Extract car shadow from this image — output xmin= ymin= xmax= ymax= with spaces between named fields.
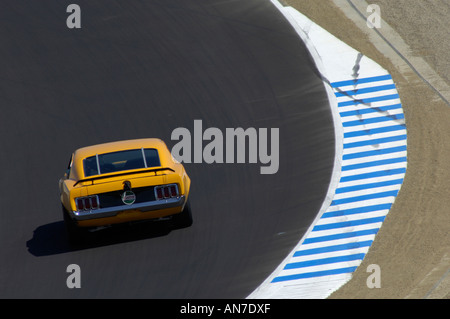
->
xmin=27 ymin=219 xmax=175 ymax=257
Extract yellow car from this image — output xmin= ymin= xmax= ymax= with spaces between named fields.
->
xmin=59 ymin=138 xmax=192 ymax=242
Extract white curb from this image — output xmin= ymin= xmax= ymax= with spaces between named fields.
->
xmin=248 ymin=0 xmax=407 ymax=299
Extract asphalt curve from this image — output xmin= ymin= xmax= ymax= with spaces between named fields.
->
xmin=0 ymin=0 xmax=334 ymax=298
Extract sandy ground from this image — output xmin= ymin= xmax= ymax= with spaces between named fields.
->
xmin=285 ymin=0 xmax=450 ymax=298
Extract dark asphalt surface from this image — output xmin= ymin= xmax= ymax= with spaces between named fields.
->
xmin=0 ymin=0 xmax=334 ymax=298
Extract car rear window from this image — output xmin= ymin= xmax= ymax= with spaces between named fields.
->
xmin=83 ymin=148 xmax=161 ymax=177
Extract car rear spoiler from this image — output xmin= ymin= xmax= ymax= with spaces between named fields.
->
xmin=73 ymin=167 xmax=175 ymax=187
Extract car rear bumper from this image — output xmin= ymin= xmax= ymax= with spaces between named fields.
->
xmin=70 ymin=195 xmax=186 ymax=222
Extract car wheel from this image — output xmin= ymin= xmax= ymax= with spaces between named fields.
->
xmin=62 ymin=205 xmax=89 ymax=245
xmin=172 ymin=199 xmax=193 ymax=229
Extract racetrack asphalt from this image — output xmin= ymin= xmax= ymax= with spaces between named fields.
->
xmin=0 ymin=0 xmax=334 ymax=298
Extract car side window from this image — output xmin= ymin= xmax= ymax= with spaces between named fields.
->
xmin=66 ymin=154 xmax=73 ymax=178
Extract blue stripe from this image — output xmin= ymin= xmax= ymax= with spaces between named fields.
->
xmin=302 ymin=228 xmax=379 ymax=244
xmin=284 ymin=253 xmax=366 ymax=270
xmin=330 ymin=190 xmax=398 ymax=206
xmin=312 ymin=217 xmax=386 ymax=231
xmin=343 ymin=134 xmax=407 ymax=149
xmin=335 ymin=179 xmax=404 ymax=194
xmin=335 ymin=84 xmax=396 ymax=97
xmin=340 ymin=103 xmax=402 ymax=117
xmin=322 ymin=203 xmax=392 ymax=219
xmin=340 ymin=168 xmax=406 ymax=182
xmin=343 ymin=113 xmax=404 ymax=127
xmin=344 ymin=125 xmax=405 ymax=138
xmin=342 ymin=157 xmax=407 ymax=171
xmin=330 ymin=75 xmax=392 ymax=88
xmin=338 ymin=94 xmax=399 ymax=107
xmin=343 ymin=145 xmax=407 ymax=160
xmin=293 ymin=240 xmax=373 ymax=257
xmin=271 ymin=266 xmax=358 ymax=282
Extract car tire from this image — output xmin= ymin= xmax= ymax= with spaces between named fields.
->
xmin=172 ymin=199 xmax=193 ymax=229
xmin=62 ymin=205 xmax=89 ymax=245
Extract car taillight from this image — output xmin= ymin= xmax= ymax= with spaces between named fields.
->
xmin=155 ymin=184 xmax=179 ymax=200
xmin=156 ymin=188 xmax=163 ymax=200
xmin=91 ymin=196 xmax=99 ymax=209
xmin=169 ymin=185 xmax=177 ymax=197
xmin=76 ymin=198 xmax=84 ymax=211
xmin=163 ymin=187 xmax=170 ymax=198
xmin=84 ymin=197 xmax=91 ymax=210
xmin=76 ymin=196 xmax=99 ymax=211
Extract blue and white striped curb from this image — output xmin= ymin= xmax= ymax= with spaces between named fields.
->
xmin=269 ymin=74 xmax=406 ymax=288
xmin=248 ymin=2 xmax=407 ymax=299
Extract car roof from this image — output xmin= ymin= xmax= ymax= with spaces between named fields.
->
xmin=74 ymin=138 xmax=167 ymax=159
xmin=70 ymin=138 xmax=172 ymax=180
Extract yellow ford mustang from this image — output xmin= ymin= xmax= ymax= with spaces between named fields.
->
xmin=59 ymin=138 xmax=192 ymax=242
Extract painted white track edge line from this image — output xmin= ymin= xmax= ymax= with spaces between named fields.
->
xmin=247 ymin=0 xmax=406 ymax=299
xmin=247 ymin=0 xmax=344 ymax=299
